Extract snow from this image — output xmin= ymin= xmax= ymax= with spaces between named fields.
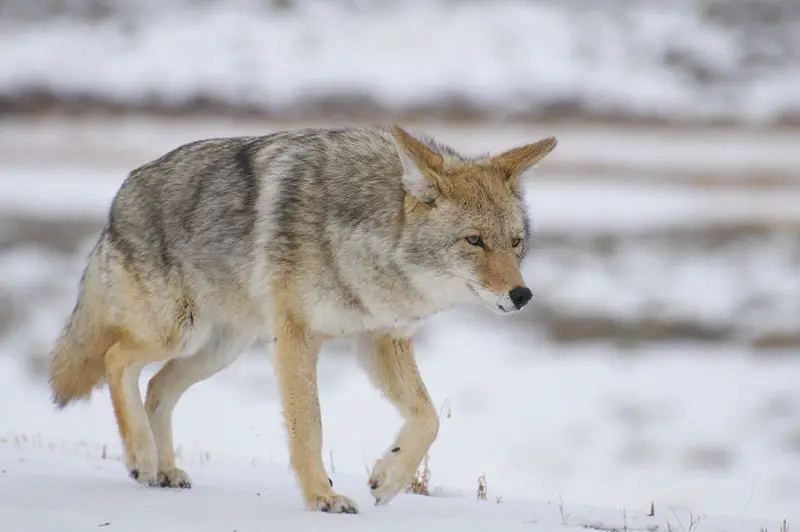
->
xmin=1 ymin=340 xmax=798 ymax=530
xmin=0 ymin=447 xmax=778 ymax=532
xmin=1 ymin=116 xmax=799 ymax=530
xmin=1 ymin=1 xmax=799 ymax=124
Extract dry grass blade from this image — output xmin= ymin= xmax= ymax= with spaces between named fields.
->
xmin=477 ymin=473 xmax=487 ymax=500
xmin=406 ymin=454 xmax=431 ymax=496
xmin=558 ymin=493 xmax=570 ymax=525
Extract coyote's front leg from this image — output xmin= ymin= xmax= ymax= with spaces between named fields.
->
xmin=273 ymin=307 xmax=358 ymax=514
xmin=359 ymin=333 xmax=440 ymax=505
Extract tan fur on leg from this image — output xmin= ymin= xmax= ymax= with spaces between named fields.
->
xmin=105 ymin=338 xmax=171 ymax=486
xmin=359 ymin=333 xmax=439 ymax=505
xmin=273 ymin=302 xmax=358 ymax=514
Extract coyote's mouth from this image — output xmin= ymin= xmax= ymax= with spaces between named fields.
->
xmin=468 ymin=282 xmax=518 ymax=315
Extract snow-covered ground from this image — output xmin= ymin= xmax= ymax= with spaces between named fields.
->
xmin=2 ymin=0 xmax=799 ymax=124
xmin=2 ymin=339 xmax=799 ymax=530
xmin=0 ymin=116 xmax=798 ymax=530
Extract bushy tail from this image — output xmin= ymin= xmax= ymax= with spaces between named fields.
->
xmin=49 ymin=265 xmax=114 ymax=408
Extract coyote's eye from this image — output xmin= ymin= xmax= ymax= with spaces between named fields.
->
xmin=511 ymin=237 xmax=522 ymax=248
xmin=465 ymin=235 xmax=485 ymax=248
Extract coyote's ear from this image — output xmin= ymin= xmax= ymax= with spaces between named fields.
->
xmin=390 ymin=125 xmax=446 ymax=204
xmin=489 ymin=137 xmax=557 ymax=187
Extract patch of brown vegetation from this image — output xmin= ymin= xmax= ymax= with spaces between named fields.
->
xmin=406 ymin=454 xmax=431 ymax=496
xmin=528 ymin=308 xmax=736 ymax=346
xmin=4 ymin=90 xmax=800 ymax=129
xmin=751 ymin=331 xmax=800 ymax=350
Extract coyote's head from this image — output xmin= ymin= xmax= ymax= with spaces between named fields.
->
xmin=391 ymin=125 xmax=556 ymax=315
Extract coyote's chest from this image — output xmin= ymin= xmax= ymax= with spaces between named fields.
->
xmin=306 ymin=293 xmax=429 ymax=337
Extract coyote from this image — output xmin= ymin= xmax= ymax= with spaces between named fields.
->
xmin=49 ymin=125 xmax=556 ymax=513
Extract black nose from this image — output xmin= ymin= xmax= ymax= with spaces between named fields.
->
xmin=509 ymin=286 xmax=532 ymax=310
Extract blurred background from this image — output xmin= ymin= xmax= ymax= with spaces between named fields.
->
xmin=0 ymin=0 xmax=798 ymax=523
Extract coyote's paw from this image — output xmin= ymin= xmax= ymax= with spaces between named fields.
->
xmin=368 ymin=448 xmax=419 ymax=505
xmin=129 ymin=466 xmax=159 ymax=487
xmin=308 ymin=492 xmax=359 ymax=514
xmin=158 ymin=468 xmax=192 ymax=489
xmin=125 ymin=437 xmax=158 ymax=487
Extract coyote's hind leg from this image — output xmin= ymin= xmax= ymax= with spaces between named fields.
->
xmin=105 ymin=337 xmax=174 ymax=486
xmin=145 ymin=329 xmax=254 ymax=488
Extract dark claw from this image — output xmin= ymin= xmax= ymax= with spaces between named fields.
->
xmin=130 ymin=469 xmax=139 ymax=480
xmin=320 ymin=502 xmax=331 ymax=513
xmin=328 ymin=477 xmax=333 ymax=487
xmin=178 ymin=481 xmax=191 ymax=489
xmin=391 ymin=446 xmax=401 ymax=453
xmin=344 ymin=505 xmax=358 ymax=514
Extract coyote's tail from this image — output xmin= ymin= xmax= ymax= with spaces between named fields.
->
xmin=49 ymin=259 xmax=114 ymax=408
